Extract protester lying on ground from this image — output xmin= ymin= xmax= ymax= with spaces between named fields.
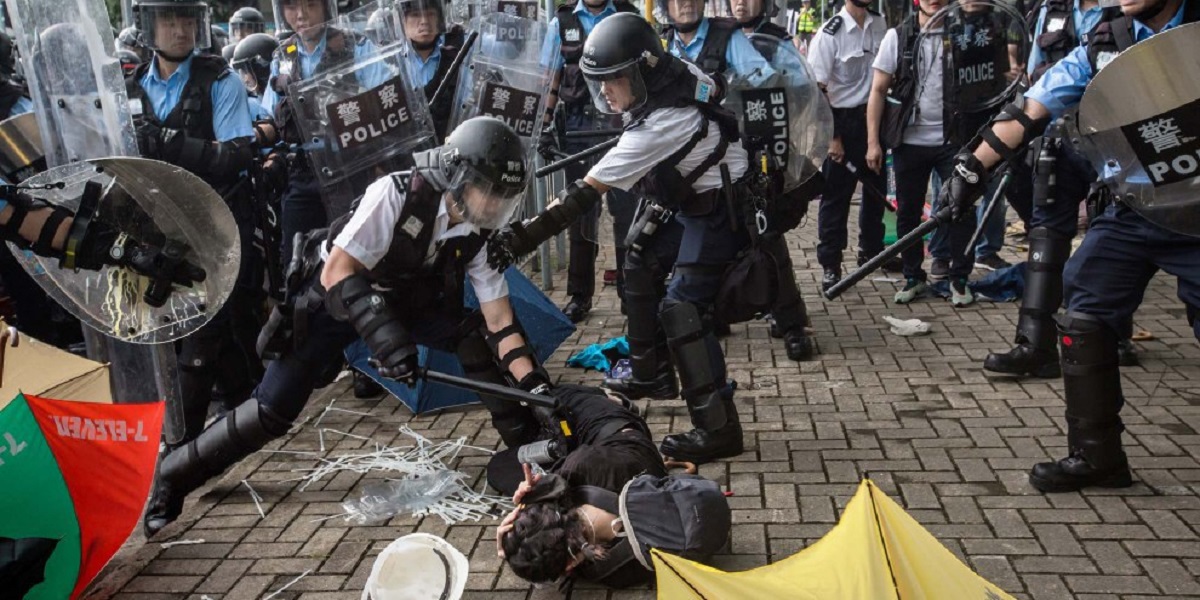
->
xmin=495 ymin=384 xmax=731 ymax=590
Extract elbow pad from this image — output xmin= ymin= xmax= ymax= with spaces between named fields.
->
xmin=970 ymin=97 xmax=1050 ymax=166
xmin=508 ymin=180 xmax=602 ymax=257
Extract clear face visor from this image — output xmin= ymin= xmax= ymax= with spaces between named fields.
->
xmin=138 ymin=4 xmax=212 ymax=56
xmin=656 ymin=0 xmax=707 ymax=26
xmin=273 ymin=0 xmax=336 ymax=39
xmin=400 ymin=2 xmax=445 ymax=46
xmin=450 ymin=164 xmax=527 ymax=230
xmin=583 ymin=63 xmax=648 ymax=115
xmin=230 ymin=21 xmax=266 ymax=39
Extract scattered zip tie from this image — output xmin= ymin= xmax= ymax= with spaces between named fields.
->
xmin=262 ymin=568 xmax=312 ymax=600
xmin=242 ymin=480 xmax=266 ymax=518
xmin=327 ymin=406 xmax=373 ymax=417
xmin=159 ymin=538 xmax=205 ymax=549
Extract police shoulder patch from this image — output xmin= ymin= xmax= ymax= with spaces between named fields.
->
xmin=564 ymin=28 xmax=581 ymax=42
xmin=822 ymin=16 xmax=843 ymax=36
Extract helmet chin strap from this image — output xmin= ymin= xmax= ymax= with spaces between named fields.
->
xmin=674 ymin=18 xmax=702 ymax=34
xmin=156 ymin=49 xmax=193 ymax=63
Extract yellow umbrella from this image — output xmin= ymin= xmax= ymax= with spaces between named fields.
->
xmin=653 ymin=480 xmax=1014 ymax=600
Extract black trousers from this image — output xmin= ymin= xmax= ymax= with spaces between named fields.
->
xmin=892 ymin=142 xmax=976 ymax=281
xmin=816 ymin=105 xmax=887 ymax=268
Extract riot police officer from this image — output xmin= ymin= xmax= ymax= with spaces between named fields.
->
xmin=537 ymin=0 xmax=641 ymax=323
xmin=488 ymin=14 xmax=750 ymax=464
xmin=126 ymin=0 xmax=262 ymax=447
xmin=231 ymin=32 xmax=279 ymax=120
xmin=208 ymin=24 xmax=230 ymax=56
xmin=144 ymin=117 xmax=553 ymax=535
xmin=0 ymin=33 xmax=31 ymax=117
xmin=229 ymin=6 xmax=268 ymax=44
xmin=982 ymin=0 xmax=1142 ymax=378
xmin=116 ymin=25 xmax=153 ymax=64
xmin=939 ymin=0 xmax=1199 ymax=493
xmin=398 ymin=0 xmax=463 ymax=140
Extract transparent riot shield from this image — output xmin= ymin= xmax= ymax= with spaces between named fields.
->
xmin=0 ymin=113 xmax=45 ymax=183
xmin=10 ymin=158 xmax=241 ymax=343
xmin=725 ymin=34 xmax=831 ymax=191
xmin=921 ymin=0 xmax=1028 ymax=115
xmin=288 ymin=1 xmax=438 ymax=220
xmin=449 ymin=0 xmax=541 ymax=25
xmin=449 ymin=13 xmax=557 ymax=157
xmin=1075 ymin=23 xmax=1200 ymax=237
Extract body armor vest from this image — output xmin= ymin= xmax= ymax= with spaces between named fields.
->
xmin=271 ymin=27 xmax=359 ymax=146
xmin=1030 ymin=0 xmax=1081 ymax=83
xmin=1086 ymin=1 xmax=1200 ymax=73
xmin=423 ymin=40 xmax=462 ymax=140
xmin=666 ymin=17 xmax=739 ymax=76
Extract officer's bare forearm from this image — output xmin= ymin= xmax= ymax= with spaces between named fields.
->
xmin=320 ymin=246 xmax=366 ymax=291
xmin=973 ymin=99 xmax=1052 ymax=170
xmin=0 ymin=204 xmax=72 ymax=251
xmin=480 ymin=297 xmax=533 ymax=381
xmin=865 ymin=70 xmax=891 ymax=147
xmin=581 ymin=176 xmax=611 ymax=195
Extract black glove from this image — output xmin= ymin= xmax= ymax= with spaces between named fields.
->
xmin=486 ymin=226 xmax=523 ymax=272
xmin=940 ymin=153 xmax=988 ymax=222
xmin=71 ymin=219 xmax=207 ymax=307
xmin=536 ymin=126 xmax=559 ymax=162
xmin=369 ymin=344 xmax=420 ymax=385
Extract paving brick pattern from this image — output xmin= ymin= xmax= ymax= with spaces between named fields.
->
xmin=89 ymin=209 xmax=1200 ymax=599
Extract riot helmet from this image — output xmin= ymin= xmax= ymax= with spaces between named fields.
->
xmin=0 ymin=32 xmax=14 ymax=82
xmin=272 ymin=0 xmax=338 ymax=39
xmin=231 ymin=33 xmax=278 ymax=94
xmin=133 ymin=0 xmax=213 ymax=62
xmin=726 ymin=0 xmax=782 ymax=25
xmin=657 ymin=0 xmax=706 ymax=32
xmin=117 ymin=49 xmax=143 ymax=76
xmin=116 ymin=26 xmax=152 ymax=62
xmin=399 ymin=0 xmax=446 ymax=52
xmin=580 ymin=13 xmax=669 ymax=114
xmin=229 ymin=6 xmax=267 ymax=42
xmin=211 ymin=25 xmax=231 ymax=51
xmin=421 ymin=116 xmax=528 ymax=230
xmin=221 ymin=42 xmax=237 ymax=62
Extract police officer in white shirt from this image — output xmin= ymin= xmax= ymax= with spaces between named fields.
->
xmin=808 ymin=0 xmax=891 ymax=291
xmin=487 ymin=14 xmax=750 ymax=465
xmin=144 ymin=117 xmax=553 ymax=536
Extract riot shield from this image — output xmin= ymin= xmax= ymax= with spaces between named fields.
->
xmin=9 ymin=158 xmax=241 ymax=343
xmin=449 ymin=12 xmax=556 ymax=156
xmin=725 ymin=34 xmax=831 ymax=190
xmin=923 ymin=0 xmax=1028 ymax=116
xmin=288 ymin=1 xmax=438 ymax=220
xmin=1075 ymin=23 xmax=1200 ymax=237
xmin=0 ymin=113 xmax=45 ymax=183
xmin=449 ymin=0 xmax=541 ymax=25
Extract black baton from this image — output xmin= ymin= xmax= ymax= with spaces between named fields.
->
xmin=535 ymin=138 xmax=620 ymax=177
xmin=428 ymin=31 xmax=478 ymax=114
xmin=824 ymin=208 xmax=950 ymax=300
xmin=419 ymin=368 xmax=557 ymax=410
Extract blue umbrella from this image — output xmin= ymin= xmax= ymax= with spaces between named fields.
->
xmin=344 ymin=267 xmax=575 ymax=414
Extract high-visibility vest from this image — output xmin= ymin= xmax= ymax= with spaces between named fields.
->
xmin=796 ymin=7 xmax=817 ymax=32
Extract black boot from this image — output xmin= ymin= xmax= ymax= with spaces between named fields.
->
xmin=604 ymin=267 xmax=678 ymax=400
xmin=768 ymin=238 xmax=814 ymax=362
xmin=562 ymin=296 xmax=592 ymax=323
xmin=144 ymin=399 xmax=290 ymax=537
xmin=657 ymin=302 xmax=743 ymax=464
xmin=1117 ymin=339 xmax=1139 ymax=367
xmin=1027 ymin=312 xmax=1133 ymax=493
xmin=783 ymin=329 xmax=815 ymax=361
xmin=985 ymin=227 xmax=1069 ymax=378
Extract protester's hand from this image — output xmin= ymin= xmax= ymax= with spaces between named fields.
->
xmin=865 ymin=141 xmax=884 ymax=173
xmin=496 ymin=505 xmax=520 ymax=558
xmin=513 ymin=462 xmax=543 ymax=504
xmin=940 ymin=153 xmax=988 ymax=222
xmin=827 ymin=136 xmax=845 ymax=164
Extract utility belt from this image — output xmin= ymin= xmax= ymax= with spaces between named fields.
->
xmin=256 ymin=228 xmax=329 ymax=360
xmin=1085 ymin=182 xmax=1124 ymax=224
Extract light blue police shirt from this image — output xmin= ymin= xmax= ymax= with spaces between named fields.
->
xmin=406 ymin=35 xmax=444 ymax=87
xmin=9 ymin=97 xmax=33 ymax=116
xmin=666 ymin=18 xmax=775 ymax=82
xmin=539 ymin=0 xmax=622 ymax=71
xmin=261 ymin=30 xmax=393 ymax=116
xmin=138 ymin=54 xmax=255 ymax=142
xmin=1026 ymin=0 xmax=1105 ymax=77
xmin=1026 ymin=0 xmax=1188 ymax=120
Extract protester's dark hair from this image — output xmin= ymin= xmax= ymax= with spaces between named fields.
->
xmin=501 ymin=502 xmax=609 ymax=584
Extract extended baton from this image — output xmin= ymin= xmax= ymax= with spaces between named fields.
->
xmin=535 ymin=138 xmax=620 ymax=177
xmin=824 ymin=208 xmax=951 ymax=300
xmin=965 ymin=167 xmax=1012 ymax=254
xmin=564 ymin=129 xmax=623 ymax=139
xmin=419 ymin=368 xmax=557 ymax=410
xmin=830 ymin=159 xmax=895 ymax=213
xmin=428 ymin=31 xmax=478 ymax=117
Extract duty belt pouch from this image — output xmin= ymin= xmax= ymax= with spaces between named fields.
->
xmin=715 ymin=246 xmax=779 ymax=325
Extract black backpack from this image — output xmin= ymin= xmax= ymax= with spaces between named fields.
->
xmin=571 ymin=474 xmax=732 ymax=588
xmin=880 ymin=16 xmax=921 ymax=149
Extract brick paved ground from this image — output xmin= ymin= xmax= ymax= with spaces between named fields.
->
xmin=89 ymin=207 xmax=1200 ymax=599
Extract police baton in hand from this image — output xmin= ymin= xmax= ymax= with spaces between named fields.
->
xmin=419 ymin=368 xmax=557 ymax=410
xmin=428 ymin=31 xmax=478 ymax=117
xmin=965 ymin=166 xmax=1012 ymax=254
xmin=535 ymin=138 xmax=620 ymax=178
xmin=823 ymin=207 xmax=951 ymax=300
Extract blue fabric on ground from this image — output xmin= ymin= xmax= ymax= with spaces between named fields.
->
xmin=929 ymin=262 xmax=1025 ymax=301
xmin=566 ymin=336 xmax=630 ymax=371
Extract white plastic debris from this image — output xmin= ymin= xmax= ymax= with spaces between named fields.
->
xmin=158 ymin=538 xmax=205 ymax=549
xmin=362 ymin=534 xmax=468 ymax=600
xmin=295 ymin=426 xmax=512 ymax=525
xmin=263 ymin=569 xmax=312 ymax=599
xmin=883 ymin=315 xmax=932 ymax=336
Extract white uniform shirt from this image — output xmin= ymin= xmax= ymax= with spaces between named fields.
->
xmin=873 ymin=26 xmax=945 ymax=147
xmin=808 ymin=8 xmax=886 ymax=108
xmin=328 ymin=175 xmax=510 ymax=303
xmin=588 ymin=64 xmax=748 ymax=193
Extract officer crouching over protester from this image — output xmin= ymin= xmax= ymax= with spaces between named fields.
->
xmin=125 ymin=0 xmax=265 ymax=449
xmin=142 ymin=117 xmax=557 ymax=536
xmin=487 ymin=14 xmax=752 ymax=465
xmin=937 ymin=0 xmax=1199 ymax=493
